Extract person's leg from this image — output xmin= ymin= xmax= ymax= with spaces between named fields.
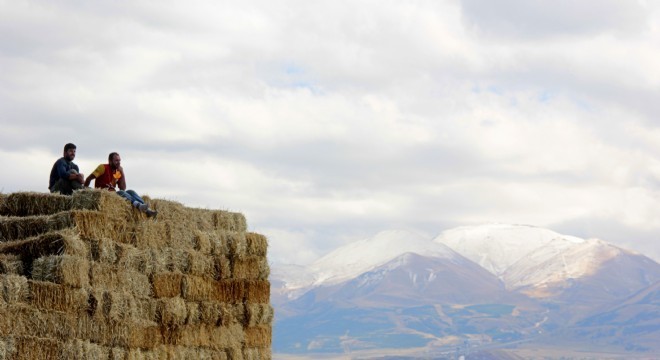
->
xmin=125 ymin=189 xmax=144 ymax=204
xmin=51 ymin=179 xmax=62 ymax=194
xmin=60 ymin=169 xmax=83 ymax=195
xmin=116 ymin=190 xmax=136 ymax=203
xmin=128 ymin=189 xmax=157 ymax=218
xmin=118 ymin=189 xmax=148 ymax=212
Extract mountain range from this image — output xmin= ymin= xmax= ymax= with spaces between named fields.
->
xmin=271 ymin=224 xmax=660 ymax=358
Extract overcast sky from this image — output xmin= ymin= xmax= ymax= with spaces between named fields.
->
xmin=1 ymin=0 xmax=659 ymax=264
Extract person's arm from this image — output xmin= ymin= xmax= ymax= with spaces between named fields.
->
xmin=85 ymin=164 xmax=105 ymax=187
xmin=117 ymin=167 xmax=126 ymax=191
xmin=72 ymin=164 xmax=84 ymax=183
xmin=56 ymin=159 xmax=69 ymax=180
xmin=84 ymin=174 xmax=96 ymax=187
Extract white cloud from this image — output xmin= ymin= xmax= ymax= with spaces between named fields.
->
xmin=1 ymin=0 xmax=659 ymax=263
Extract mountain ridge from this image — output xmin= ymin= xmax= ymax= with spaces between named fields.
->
xmin=272 ymin=223 xmax=660 ymax=356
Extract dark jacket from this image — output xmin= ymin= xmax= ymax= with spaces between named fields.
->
xmin=49 ymin=157 xmax=79 ymax=190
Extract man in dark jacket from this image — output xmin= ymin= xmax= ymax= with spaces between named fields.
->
xmin=49 ymin=143 xmax=84 ymax=195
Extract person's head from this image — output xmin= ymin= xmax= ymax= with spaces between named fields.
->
xmin=108 ymin=152 xmax=121 ymax=169
xmin=63 ymin=143 xmax=76 ymax=161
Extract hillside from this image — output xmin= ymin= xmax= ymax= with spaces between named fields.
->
xmin=0 ymin=190 xmax=271 ymax=359
xmin=272 ymin=225 xmax=660 ymax=357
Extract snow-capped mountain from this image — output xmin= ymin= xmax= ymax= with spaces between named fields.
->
xmin=301 ymin=252 xmax=511 ymax=307
xmin=433 ymin=224 xmax=585 ymax=277
xmin=308 ymin=229 xmax=461 ymax=286
xmin=504 ymin=238 xmax=653 ymax=298
xmin=272 ymin=224 xmax=660 ymax=356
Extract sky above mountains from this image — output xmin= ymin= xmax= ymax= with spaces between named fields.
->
xmin=1 ymin=0 xmax=659 ymax=264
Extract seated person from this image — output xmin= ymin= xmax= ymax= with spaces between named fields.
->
xmin=49 ymin=143 xmax=84 ymax=195
xmin=84 ymin=152 xmax=157 ymax=217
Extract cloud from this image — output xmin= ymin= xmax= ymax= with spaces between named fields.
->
xmin=1 ymin=0 xmax=659 ymax=264
xmin=459 ymin=0 xmax=650 ymax=39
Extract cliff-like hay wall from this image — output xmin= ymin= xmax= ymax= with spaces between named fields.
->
xmin=0 ymin=190 xmax=271 ymax=359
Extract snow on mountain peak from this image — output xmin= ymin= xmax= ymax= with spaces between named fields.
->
xmin=308 ymin=230 xmax=459 ymax=286
xmin=433 ymin=223 xmax=585 ymax=276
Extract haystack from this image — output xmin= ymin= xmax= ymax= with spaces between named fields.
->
xmin=0 ymin=189 xmax=271 ymax=359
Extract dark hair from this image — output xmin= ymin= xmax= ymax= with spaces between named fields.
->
xmin=108 ymin=152 xmax=120 ymax=163
xmin=64 ymin=143 xmax=76 ymax=152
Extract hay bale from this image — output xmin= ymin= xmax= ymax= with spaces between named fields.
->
xmin=182 ymin=275 xmax=218 ymax=302
xmin=245 ymin=326 xmax=272 ymax=347
xmin=0 ymin=212 xmax=73 ymax=243
xmin=109 ymin=347 xmax=126 ymax=360
xmin=0 ymin=254 xmax=23 ymax=275
xmin=151 ymin=272 xmax=184 ymax=298
xmin=90 ymin=263 xmax=151 ymax=298
xmin=133 ymin=221 xmax=169 ymax=249
xmin=247 ymin=347 xmax=271 ymax=360
xmin=185 ymin=302 xmax=201 ymax=325
xmin=28 ymin=280 xmax=88 ymax=313
xmin=0 ymin=337 xmax=16 ymax=360
xmin=165 ymin=248 xmax=190 ymax=273
xmin=164 ymin=222 xmax=197 ymax=250
xmin=198 ymin=302 xmax=244 ymax=326
xmin=245 ymin=304 xmax=274 ymax=327
xmin=76 ymin=315 xmax=160 ymax=349
xmin=208 ymin=231 xmax=230 ymax=257
xmin=0 ymin=191 xmax=272 ymax=359
xmin=193 ymin=230 xmax=212 ymax=254
xmin=232 ymin=257 xmax=270 ymax=280
xmin=59 ymin=339 xmax=110 ymax=360
xmin=89 ymin=237 xmax=118 ymax=264
xmin=0 ymin=230 xmax=89 ymax=261
xmin=215 ymin=280 xmax=246 ymax=303
xmin=214 ymin=254 xmax=232 ymax=280
xmin=242 ymin=347 xmax=258 ymax=360
xmin=164 ymin=345 xmax=227 ymax=360
xmin=183 ymin=249 xmax=214 ymax=277
xmin=14 ymin=336 xmax=60 ymax=360
xmin=71 ymin=189 xmax=133 ymax=218
xmin=125 ymin=346 xmax=168 ymax=360
xmin=212 ymin=211 xmax=247 ymax=232
xmin=127 ymin=323 xmax=162 ymax=349
xmin=72 ymin=210 xmax=131 ymax=244
xmin=2 ymin=305 xmax=83 ymax=341
xmin=0 ymin=192 xmax=71 ymax=217
xmin=198 ymin=301 xmax=222 ymax=325
xmin=227 ymin=347 xmax=245 ymax=360
xmin=2 ymin=274 xmax=28 ymax=304
xmin=156 ymin=297 xmax=187 ymax=326
xmin=163 ymin=324 xmax=246 ymax=349
xmin=245 ymin=233 xmax=268 ymax=257
xmin=95 ymin=291 xmax=156 ymax=322
xmin=181 ymin=277 xmax=252 ymax=304
xmin=115 ymin=243 xmax=146 ymax=271
xmin=226 ymin=232 xmax=247 ymax=258
xmin=245 ymin=280 xmax=270 ymax=303
xmin=32 ymin=255 xmax=90 ymax=288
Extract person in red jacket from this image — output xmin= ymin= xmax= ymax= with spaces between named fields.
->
xmin=84 ymin=152 xmax=157 ymax=217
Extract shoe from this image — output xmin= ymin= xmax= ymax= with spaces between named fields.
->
xmin=138 ymin=203 xmax=149 ymax=212
xmin=146 ymin=209 xmax=158 ymax=218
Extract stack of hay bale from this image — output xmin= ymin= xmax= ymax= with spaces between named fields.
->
xmin=0 ymin=190 xmax=271 ymax=359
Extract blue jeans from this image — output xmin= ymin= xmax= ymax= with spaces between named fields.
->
xmin=117 ymin=189 xmax=144 ymax=205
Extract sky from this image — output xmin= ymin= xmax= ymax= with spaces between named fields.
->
xmin=1 ymin=0 xmax=659 ymax=265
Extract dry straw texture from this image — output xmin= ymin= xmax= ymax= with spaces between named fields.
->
xmin=32 ymin=255 xmax=90 ymax=288
xmin=28 ymin=280 xmax=89 ymax=313
xmin=0 ymin=191 xmax=271 ymax=359
xmin=0 ymin=255 xmax=22 ymax=275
